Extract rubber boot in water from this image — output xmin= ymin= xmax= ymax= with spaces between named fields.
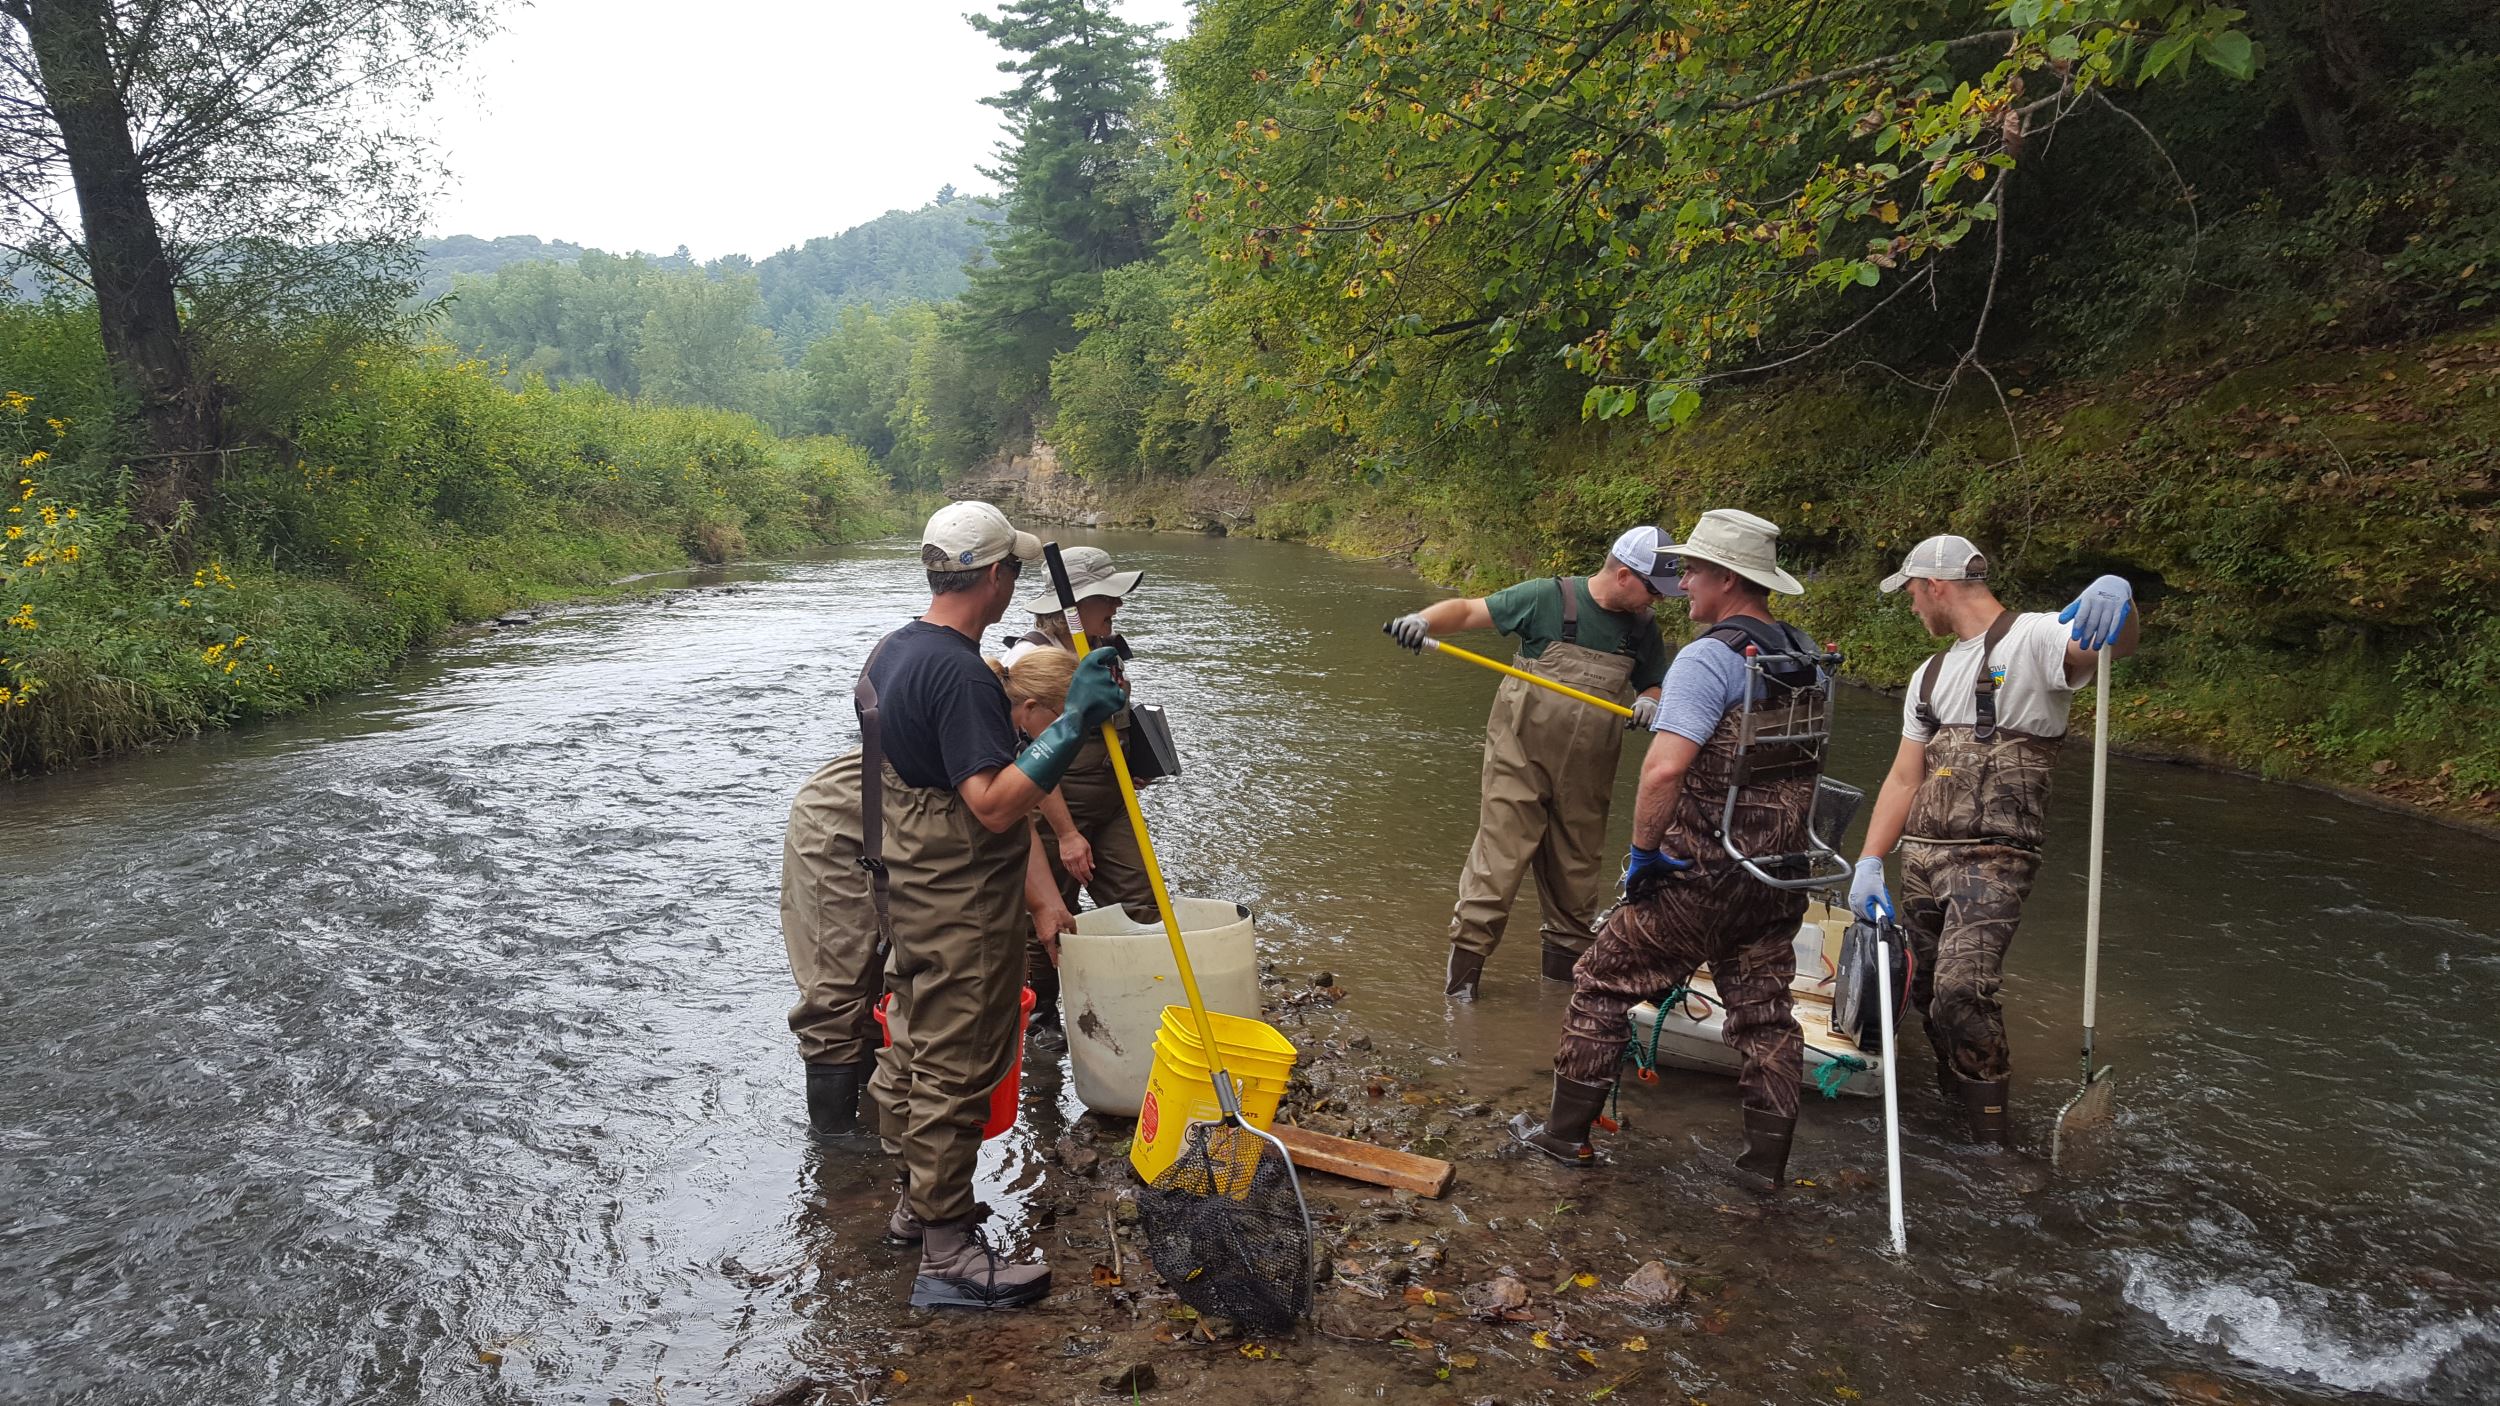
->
xmin=910 ymin=1219 xmax=1051 ymax=1310
xmin=1960 ymin=1077 xmax=2012 ymax=1149
xmin=1445 ymin=948 xmax=1486 ymax=1001
xmin=1507 ymin=1074 xmax=1613 ymax=1167
xmin=1539 ymin=941 xmax=1583 ymax=982
xmin=1730 ymin=1106 xmax=1796 ymax=1194
xmin=805 ymin=1059 xmax=879 ymax=1147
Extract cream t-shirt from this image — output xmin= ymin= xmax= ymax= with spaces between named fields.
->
xmin=1900 ymin=611 xmax=2080 ymax=742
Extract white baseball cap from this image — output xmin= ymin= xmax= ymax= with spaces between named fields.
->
xmin=1879 ymin=534 xmax=1988 ymax=593
xmin=1667 ymin=509 xmax=1804 ymax=595
xmin=920 ymin=501 xmax=1042 ymax=572
xmin=1609 ymin=525 xmax=1685 ymax=597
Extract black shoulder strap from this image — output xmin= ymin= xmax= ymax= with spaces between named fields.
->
xmin=1971 ymin=609 xmax=2017 ymax=743
xmin=853 ymin=630 xmax=902 ymax=955
xmin=1701 ymin=614 xmax=1819 ymax=689
xmin=1554 ymin=576 xmax=1578 ymax=645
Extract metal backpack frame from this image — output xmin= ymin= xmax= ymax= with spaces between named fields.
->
xmin=1714 ymin=637 xmax=1862 ymax=892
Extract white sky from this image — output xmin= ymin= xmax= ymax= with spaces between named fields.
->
xmin=426 ymin=0 xmax=1195 ymax=260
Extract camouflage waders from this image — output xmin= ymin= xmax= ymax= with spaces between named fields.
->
xmin=1449 ymin=582 xmax=1641 ymax=969
xmin=1898 ymin=612 xmax=2064 ymax=1084
xmin=1551 ymin=625 xmax=1820 ymax=1118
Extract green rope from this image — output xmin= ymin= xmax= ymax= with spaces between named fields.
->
xmin=1611 ymin=986 xmax=1692 ymax=1127
xmin=1812 ymin=1051 xmax=1871 ymax=1100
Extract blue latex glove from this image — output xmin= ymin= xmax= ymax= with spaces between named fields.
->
xmin=1623 ymin=844 xmax=1693 ymax=899
xmin=1849 ymin=855 xmax=1893 ymax=922
xmin=2058 ymin=574 xmax=2134 ymax=650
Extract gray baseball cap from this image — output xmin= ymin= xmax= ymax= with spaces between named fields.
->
xmin=1879 ymin=534 xmax=1988 ymax=593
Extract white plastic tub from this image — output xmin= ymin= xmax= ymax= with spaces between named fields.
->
xmin=1059 ymin=897 xmax=1262 ymax=1117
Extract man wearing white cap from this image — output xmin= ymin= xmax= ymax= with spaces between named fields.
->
xmin=1384 ymin=528 xmax=1673 ymax=998
xmin=1847 ymin=535 xmax=2139 ymax=1147
xmin=1511 ymin=509 xmax=1831 ymax=1194
xmin=781 ymin=500 xmax=1124 ymax=1310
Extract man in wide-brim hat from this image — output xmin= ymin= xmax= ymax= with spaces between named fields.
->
xmin=1510 ymin=509 xmax=1832 ymax=1194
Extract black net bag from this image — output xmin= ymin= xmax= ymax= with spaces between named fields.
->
xmin=1137 ymin=1120 xmax=1313 ymax=1334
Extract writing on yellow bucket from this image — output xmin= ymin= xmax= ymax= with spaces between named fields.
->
xmin=1129 ymin=1005 xmax=1298 ymax=1189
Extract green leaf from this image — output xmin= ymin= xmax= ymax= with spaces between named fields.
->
xmin=2141 ymin=32 xmax=2196 ymax=81
xmin=2201 ymin=30 xmax=2256 ymax=81
xmin=1853 ymin=263 xmax=1880 ymax=287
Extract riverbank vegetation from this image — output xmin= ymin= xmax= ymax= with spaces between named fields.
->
xmin=0 ymin=2 xmax=889 ymax=773
xmin=807 ymin=0 xmax=2500 ymax=823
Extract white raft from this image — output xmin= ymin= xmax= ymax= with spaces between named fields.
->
xmin=1624 ymin=908 xmax=1888 ymax=1099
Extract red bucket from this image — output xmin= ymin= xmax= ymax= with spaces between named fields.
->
xmin=873 ymin=985 xmax=1035 ymax=1141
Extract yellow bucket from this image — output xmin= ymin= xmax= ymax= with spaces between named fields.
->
xmin=1129 ymin=1005 xmax=1299 ymax=1186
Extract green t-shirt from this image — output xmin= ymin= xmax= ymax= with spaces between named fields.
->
xmin=1484 ymin=576 xmax=1670 ymax=690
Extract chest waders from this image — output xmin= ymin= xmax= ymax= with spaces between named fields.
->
xmin=852 ymin=631 xmax=1036 ymax=1250
xmin=779 ymin=632 xmax=909 ymax=1143
xmin=1898 ymin=611 xmax=2066 ymax=1145
xmin=1528 ymin=616 xmax=1846 ymax=1193
xmin=1447 ymin=578 xmax=1643 ymax=994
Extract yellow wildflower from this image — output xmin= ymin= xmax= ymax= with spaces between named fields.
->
xmin=4 ymin=526 xmax=17 ymax=540
xmin=20 ymin=450 xmax=48 ymax=467
xmin=58 ymin=545 xmax=77 ymax=561
xmin=4 ymin=603 xmax=35 ymax=630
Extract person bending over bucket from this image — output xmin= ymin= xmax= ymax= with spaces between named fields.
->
xmin=1510 ymin=510 xmax=1830 ymax=1194
xmin=1382 ymin=527 xmax=1673 ymax=999
xmin=780 ymin=501 xmax=1124 ymax=1311
xmin=1847 ymin=536 xmax=2140 ymax=1148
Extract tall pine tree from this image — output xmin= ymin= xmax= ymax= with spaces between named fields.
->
xmin=956 ymin=0 xmax=1161 ymax=430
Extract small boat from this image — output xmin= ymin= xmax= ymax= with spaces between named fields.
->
xmin=1624 ymin=908 xmax=1888 ymax=1099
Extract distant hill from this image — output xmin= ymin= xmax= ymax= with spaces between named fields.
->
xmin=417 ymin=192 xmax=999 ymax=342
xmin=746 ymin=193 xmax=999 ymax=345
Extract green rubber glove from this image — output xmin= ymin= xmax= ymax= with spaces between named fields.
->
xmin=1014 ymin=647 xmax=1126 ymax=792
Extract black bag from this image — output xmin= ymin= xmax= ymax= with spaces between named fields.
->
xmin=1123 ymin=703 xmax=1182 ymax=784
xmin=1831 ymin=918 xmax=1908 ymax=1048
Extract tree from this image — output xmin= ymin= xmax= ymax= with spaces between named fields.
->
xmin=955 ymin=0 xmax=1164 ymax=421
xmin=634 ymin=274 xmax=778 ymax=413
xmin=0 ymin=0 xmax=497 ymax=522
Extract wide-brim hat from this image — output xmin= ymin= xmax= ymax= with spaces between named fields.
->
xmin=1020 ymin=545 xmax=1144 ymax=615
xmin=1668 ymin=508 xmax=1804 ymax=595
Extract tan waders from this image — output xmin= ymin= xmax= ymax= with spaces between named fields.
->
xmin=1447 ymin=590 xmax=1639 ymax=994
xmin=781 ymin=749 xmax=883 ymax=1143
xmin=1899 ymin=611 xmax=2063 ymax=1148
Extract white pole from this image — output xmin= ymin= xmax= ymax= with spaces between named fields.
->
xmin=1875 ymin=929 xmax=1907 ymax=1257
xmin=2081 ymin=649 xmax=2110 ymax=1062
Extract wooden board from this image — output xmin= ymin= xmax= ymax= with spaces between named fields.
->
xmin=1270 ymin=1124 xmax=1456 ymax=1197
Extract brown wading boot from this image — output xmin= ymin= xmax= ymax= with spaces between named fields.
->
xmin=805 ymin=1059 xmax=880 ymax=1148
xmin=911 ymin=1219 xmax=1051 ymax=1310
xmin=1539 ymin=942 xmax=1583 ymax=982
xmin=1730 ymin=1106 xmax=1795 ymax=1194
xmin=1960 ymin=1078 xmax=2012 ymax=1149
xmin=1507 ymin=1074 xmax=1613 ymax=1166
xmin=885 ymin=1189 xmax=992 ymax=1246
xmin=1445 ymin=948 xmax=1486 ymax=1001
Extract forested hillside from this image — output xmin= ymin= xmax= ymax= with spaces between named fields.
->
xmin=821 ymin=0 xmax=2500 ymax=821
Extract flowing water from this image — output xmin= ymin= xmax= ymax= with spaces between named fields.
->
xmin=5 ymin=529 xmax=2497 ymax=1405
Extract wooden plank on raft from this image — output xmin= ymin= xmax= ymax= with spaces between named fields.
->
xmin=1270 ymin=1124 xmax=1456 ymax=1198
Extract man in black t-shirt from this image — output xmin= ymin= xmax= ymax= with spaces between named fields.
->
xmin=846 ymin=502 xmax=1122 ymax=1312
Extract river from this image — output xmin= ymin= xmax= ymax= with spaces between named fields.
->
xmin=5 ymin=529 xmax=2497 ymax=1404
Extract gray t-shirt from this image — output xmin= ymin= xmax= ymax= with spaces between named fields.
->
xmin=1648 ymin=637 xmax=1751 ymax=744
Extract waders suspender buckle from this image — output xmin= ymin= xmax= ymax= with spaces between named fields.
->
xmin=854 ymin=632 xmax=899 ymax=957
xmin=1710 ymin=621 xmax=1859 ymax=892
xmin=1918 ymin=610 xmax=2018 ymax=742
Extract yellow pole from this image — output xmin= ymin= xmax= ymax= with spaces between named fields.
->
xmin=1423 ymin=638 xmax=1637 ymax=719
xmin=1046 ymin=549 xmax=1231 ymax=1098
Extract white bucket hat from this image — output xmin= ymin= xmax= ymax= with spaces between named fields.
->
xmin=920 ymin=501 xmax=1042 ymax=572
xmin=1879 ymin=534 xmax=1988 ymax=593
xmin=1667 ymin=509 xmax=1804 ymax=595
xmin=1020 ymin=545 xmax=1144 ymax=615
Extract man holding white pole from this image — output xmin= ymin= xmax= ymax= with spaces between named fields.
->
xmin=1849 ymin=537 xmax=2141 ymax=1147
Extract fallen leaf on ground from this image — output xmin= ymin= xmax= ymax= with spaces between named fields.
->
xmin=1620 ymin=1336 xmax=1648 ymax=1352
xmin=1578 ymin=1348 xmax=1600 ymax=1366
xmin=1091 ymin=1265 xmax=1121 ymax=1287
xmin=1240 ymin=1343 xmax=1267 ymax=1360
xmin=1573 ymin=1272 xmax=1598 ymax=1289
xmin=1532 ymin=1330 xmax=1554 ymax=1350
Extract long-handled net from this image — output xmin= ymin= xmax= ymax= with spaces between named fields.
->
xmin=1044 ymin=544 xmax=1315 ymax=1332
